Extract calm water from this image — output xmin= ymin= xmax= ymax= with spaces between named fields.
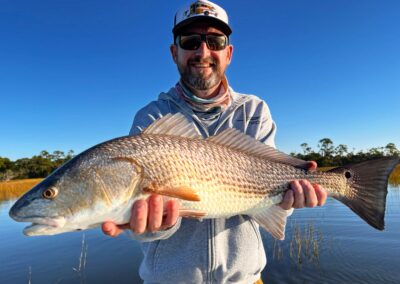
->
xmin=1 ymin=187 xmax=399 ymax=284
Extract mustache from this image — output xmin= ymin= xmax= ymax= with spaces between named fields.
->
xmin=188 ymin=56 xmax=217 ymax=66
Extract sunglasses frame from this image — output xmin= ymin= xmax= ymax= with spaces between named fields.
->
xmin=176 ymin=33 xmax=229 ymax=51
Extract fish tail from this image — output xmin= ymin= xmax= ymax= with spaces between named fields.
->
xmin=328 ymin=157 xmax=399 ymax=230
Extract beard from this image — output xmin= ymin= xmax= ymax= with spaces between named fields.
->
xmin=178 ymin=56 xmax=224 ymax=91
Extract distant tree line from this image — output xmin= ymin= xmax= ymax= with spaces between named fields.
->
xmin=291 ymin=138 xmax=399 ymax=167
xmin=0 ymin=150 xmax=74 ymax=181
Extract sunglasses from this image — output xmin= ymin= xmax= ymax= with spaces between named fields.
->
xmin=176 ymin=33 xmax=229 ymax=51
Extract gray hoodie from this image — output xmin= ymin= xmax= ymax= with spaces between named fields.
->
xmin=127 ymin=86 xmax=292 ymax=284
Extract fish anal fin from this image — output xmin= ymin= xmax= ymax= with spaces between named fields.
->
xmin=143 ymin=182 xmax=201 ymax=202
xmin=251 ymin=206 xmax=294 ymax=240
xmin=179 ymin=209 xmax=207 ymax=219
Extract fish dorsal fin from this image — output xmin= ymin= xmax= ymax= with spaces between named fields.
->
xmin=207 ymin=128 xmax=310 ymax=169
xmin=142 ymin=113 xmax=202 ymax=139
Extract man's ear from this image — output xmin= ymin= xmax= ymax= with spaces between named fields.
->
xmin=170 ymin=44 xmax=178 ymax=63
xmin=226 ymin=44 xmax=234 ymax=65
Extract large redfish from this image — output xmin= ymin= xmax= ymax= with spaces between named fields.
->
xmin=9 ymin=114 xmax=399 ymax=239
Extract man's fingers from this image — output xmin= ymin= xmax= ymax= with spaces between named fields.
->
xmin=306 ymin=161 xmax=318 ymax=171
xmin=314 ymin=184 xmax=328 ymax=206
xmin=131 ymin=199 xmax=148 ymax=234
xmin=102 ymin=221 xmax=127 ymax=237
xmin=148 ymin=195 xmax=163 ymax=232
xmin=162 ymin=199 xmax=180 ymax=229
xmin=291 ymin=180 xmax=305 ymax=208
xmin=279 ymin=190 xmax=294 ymax=210
xmin=301 ymin=180 xmax=318 ymax=207
xmin=103 ymin=195 xmax=180 ymax=237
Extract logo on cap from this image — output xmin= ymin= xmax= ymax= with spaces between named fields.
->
xmin=184 ymin=2 xmax=218 ymax=19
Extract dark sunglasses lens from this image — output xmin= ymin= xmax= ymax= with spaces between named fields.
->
xmin=205 ymin=35 xmax=227 ymax=51
xmin=179 ymin=34 xmax=227 ymax=51
xmin=179 ymin=35 xmax=202 ymax=50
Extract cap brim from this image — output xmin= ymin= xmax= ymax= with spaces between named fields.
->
xmin=173 ymin=16 xmax=232 ymax=36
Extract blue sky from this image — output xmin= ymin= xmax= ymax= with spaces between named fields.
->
xmin=0 ymin=0 xmax=399 ymax=160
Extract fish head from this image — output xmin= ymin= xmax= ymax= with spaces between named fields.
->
xmin=9 ymin=150 xmax=142 ymax=236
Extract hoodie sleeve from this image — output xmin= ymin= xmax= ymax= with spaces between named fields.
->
xmin=126 ymin=100 xmax=183 ymax=242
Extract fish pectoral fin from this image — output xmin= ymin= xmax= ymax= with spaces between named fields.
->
xmin=179 ymin=209 xmax=207 ymax=219
xmin=142 ymin=183 xmax=201 ymax=202
xmin=251 ymin=206 xmax=294 ymax=240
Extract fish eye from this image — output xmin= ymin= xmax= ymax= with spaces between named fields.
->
xmin=42 ymin=187 xmax=58 ymax=199
xmin=345 ymin=171 xmax=352 ymax=179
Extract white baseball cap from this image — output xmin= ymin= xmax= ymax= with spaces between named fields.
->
xmin=173 ymin=0 xmax=232 ymax=36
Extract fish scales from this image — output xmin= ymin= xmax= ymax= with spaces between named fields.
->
xmin=120 ymin=135 xmax=271 ymax=215
xmin=95 ymin=134 xmax=337 ymax=216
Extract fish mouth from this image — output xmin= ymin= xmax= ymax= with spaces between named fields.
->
xmin=12 ymin=216 xmax=66 ymax=236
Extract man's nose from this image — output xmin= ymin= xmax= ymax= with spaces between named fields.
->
xmin=195 ymin=41 xmax=211 ymax=57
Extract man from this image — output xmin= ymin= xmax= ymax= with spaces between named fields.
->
xmin=102 ymin=1 xmax=327 ymax=283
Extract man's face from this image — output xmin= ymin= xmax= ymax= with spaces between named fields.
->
xmin=170 ymin=23 xmax=233 ymax=91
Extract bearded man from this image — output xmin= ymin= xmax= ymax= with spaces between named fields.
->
xmin=102 ymin=1 xmax=327 ymax=283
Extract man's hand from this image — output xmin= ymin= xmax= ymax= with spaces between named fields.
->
xmin=102 ymin=195 xmax=180 ymax=237
xmin=279 ymin=161 xmax=328 ymax=210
